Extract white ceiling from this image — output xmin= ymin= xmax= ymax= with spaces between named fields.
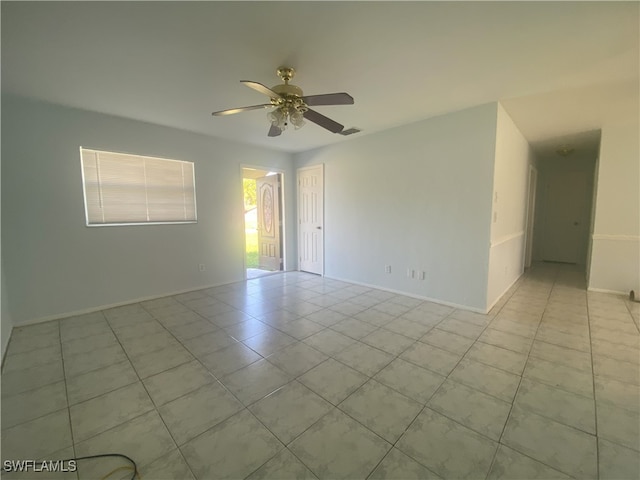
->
xmin=2 ymin=1 xmax=638 ymax=154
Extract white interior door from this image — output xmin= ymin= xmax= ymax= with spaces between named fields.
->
xmin=298 ymin=165 xmax=324 ymax=274
xmin=257 ymin=174 xmax=281 ymax=271
xmin=542 ymin=171 xmax=589 ymax=264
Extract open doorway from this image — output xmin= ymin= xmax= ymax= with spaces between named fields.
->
xmin=242 ymin=167 xmax=285 ymax=279
xmin=531 ymin=133 xmax=600 ymax=271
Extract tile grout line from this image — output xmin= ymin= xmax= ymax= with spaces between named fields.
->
xmin=199 ymin=301 xmax=373 ymax=479
xmin=106 ymin=302 xmax=200 ymax=480
xmin=484 ymin=265 xmax=559 ymax=480
xmin=6 ymin=276 xmax=358 ymax=478
xmin=2 ymin=323 xmax=131 ymax=430
xmin=8 ymin=268 xmax=633 ymax=479
xmin=585 ymin=290 xmax=600 ymax=480
xmin=302 ymin=282 xmax=518 ymax=478
xmin=361 ymin=283 xmax=515 ymax=478
xmin=59 ymin=317 xmax=80 ymax=480
xmin=490 ymin=267 xmax=606 ymax=479
xmin=133 ymin=297 xmax=283 ymax=480
xmin=141 ymin=281 xmax=343 ymax=479
xmin=1 ymin=344 xmax=65 ymax=402
xmin=246 ymin=297 xmax=451 ymax=478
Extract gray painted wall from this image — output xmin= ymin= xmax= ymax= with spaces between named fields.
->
xmin=295 ymin=103 xmax=498 ymax=311
xmin=1 ymin=95 xmax=295 ymax=328
xmin=1 ymin=261 xmax=12 ymax=358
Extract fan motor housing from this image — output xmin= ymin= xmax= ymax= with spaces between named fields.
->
xmin=272 ymin=83 xmax=303 ymax=98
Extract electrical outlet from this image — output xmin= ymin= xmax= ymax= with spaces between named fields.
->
xmin=419 ymin=271 xmax=426 ymax=280
xmin=198 ymin=264 xmax=205 ymax=272
xmin=385 ymin=265 xmax=392 ymax=274
xmin=407 ymin=268 xmax=415 ymax=279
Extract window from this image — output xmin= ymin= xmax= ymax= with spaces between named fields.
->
xmin=80 ymin=148 xmax=197 ymax=226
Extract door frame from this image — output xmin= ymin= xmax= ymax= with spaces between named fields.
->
xmin=586 ymin=156 xmax=600 ymax=285
xmin=523 ymin=164 xmax=538 ymax=268
xmin=297 ymin=164 xmax=325 ymax=276
xmin=240 ymin=164 xmax=287 ymax=279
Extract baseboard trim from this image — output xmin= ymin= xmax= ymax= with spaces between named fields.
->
xmin=323 ymin=275 xmax=487 ymax=314
xmin=587 ymin=287 xmax=629 ymax=296
xmin=485 ymin=271 xmax=525 ymax=313
xmin=11 ymin=278 xmax=244 ymax=328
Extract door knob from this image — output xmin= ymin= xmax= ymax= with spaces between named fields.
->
xmin=573 ymin=222 xmax=579 ymax=226
xmin=316 ymin=226 xmax=322 ymax=230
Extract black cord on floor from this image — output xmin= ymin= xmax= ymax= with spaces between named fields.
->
xmin=2 ymin=453 xmax=139 ymax=480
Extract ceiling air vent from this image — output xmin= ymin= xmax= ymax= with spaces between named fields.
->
xmin=338 ymin=127 xmax=361 ymax=136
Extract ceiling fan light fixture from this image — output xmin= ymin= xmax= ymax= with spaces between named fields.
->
xmin=268 ymin=109 xmax=287 ymax=130
xmin=214 ymin=66 xmax=354 ymax=136
xmin=290 ymin=110 xmax=306 ymax=129
xmin=556 ymin=145 xmax=575 ymax=157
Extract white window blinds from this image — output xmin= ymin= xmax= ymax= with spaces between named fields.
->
xmin=80 ymin=148 xmax=197 ymax=225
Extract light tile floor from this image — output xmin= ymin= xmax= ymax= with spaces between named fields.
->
xmin=1 ymin=263 xmax=639 ymax=479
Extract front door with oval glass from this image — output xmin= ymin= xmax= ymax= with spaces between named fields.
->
xmin=257 ymin=175 xmax=282 ymax=271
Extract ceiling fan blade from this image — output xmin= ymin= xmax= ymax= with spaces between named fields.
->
xmin=302 ymin=92 xmax=354 ymax=106
xmin=212 ymin=104 xmax=272 ymax=116
xmin=268 ymin=124 xmax=282 ymax=137
xmin=241 ymin=81 xmax=282 ymax=99
xmin=303 ymin=109 xmax=344 ymax=133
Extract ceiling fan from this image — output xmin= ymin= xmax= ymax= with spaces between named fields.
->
xmin=212 ymin=67 xmax=354 ymax=137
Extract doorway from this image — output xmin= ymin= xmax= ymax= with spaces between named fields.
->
xmin=533 ymin=154 xmax=597 ymax=269
xmin=542 ymin=171 xmax=590 ymax=264
xmin=242 ymin=167 xmax=284 ymax=279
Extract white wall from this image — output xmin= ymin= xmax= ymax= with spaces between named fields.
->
xmin=589 ymin=95 xmax=640 ymax=293
xmin=295 ymin=103 xmax=498 ymax=311
xmin=1 ymin=95 xmax=295 ymax=325
xmin=486 ymin=104 xmax=535 ymax=310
